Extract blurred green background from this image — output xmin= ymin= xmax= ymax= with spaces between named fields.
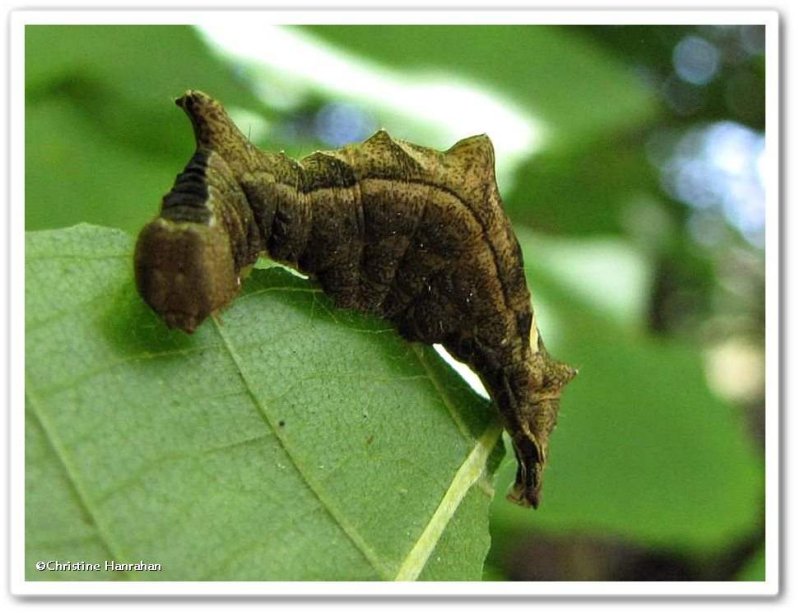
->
xmin=25 ymin=23 xmax=767 ymax=581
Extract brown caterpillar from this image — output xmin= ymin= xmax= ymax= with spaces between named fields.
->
xmin=134 ymin=90 xmax=576 ymax=508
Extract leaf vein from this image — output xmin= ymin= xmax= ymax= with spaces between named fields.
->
xmin=25 ymin=385 xmax=129 ymax=577
xmin=210 ymin=316 xmax=394 ymax=580
xmin=394 ymin=421 xmax=502 ymax=581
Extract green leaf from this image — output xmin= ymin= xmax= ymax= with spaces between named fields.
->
xmin=503 ymin=135 xmax=664 ymax=236
xmin=25 ymin=25 xmax=263 ymax=112
xmin=25 ymin=225 xmax=503 ymax=581
xmin=25 ymin=96 xmax=179 ymax=237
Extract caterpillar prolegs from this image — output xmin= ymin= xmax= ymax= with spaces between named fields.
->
xmin=134 ymin=90 xmax=576 ymax=509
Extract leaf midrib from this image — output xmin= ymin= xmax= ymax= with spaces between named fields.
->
xmin=394 ymin=421 xmax=502 ymax=581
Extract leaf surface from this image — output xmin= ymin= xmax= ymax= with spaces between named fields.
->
xmin=25 ymin=225 xmax=502 ymax=581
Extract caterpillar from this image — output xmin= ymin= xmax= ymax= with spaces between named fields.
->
xmin=134 ymin=90 xmax=576 ymax=509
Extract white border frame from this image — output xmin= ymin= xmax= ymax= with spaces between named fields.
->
xmin=8 ymin=8 xmax=780 ymax=597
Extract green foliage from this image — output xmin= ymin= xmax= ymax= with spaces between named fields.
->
xmin=300 ymin=25 xmax=658 ymax=153
xmin=736 ymin=546 xmax=766 ymax=581
xmin=493 ymin=231 xmax=763 ymax=553
xmin=26 ymin=225 xmax=502 ymax=581
xmin=25 ymin=26 xmax=266 ymax=234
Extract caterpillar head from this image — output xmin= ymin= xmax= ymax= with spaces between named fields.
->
xmin=134 ymin=219 xmax=239 ymax=333
xmin=506 ymin=356 xmax=577 ymax=509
